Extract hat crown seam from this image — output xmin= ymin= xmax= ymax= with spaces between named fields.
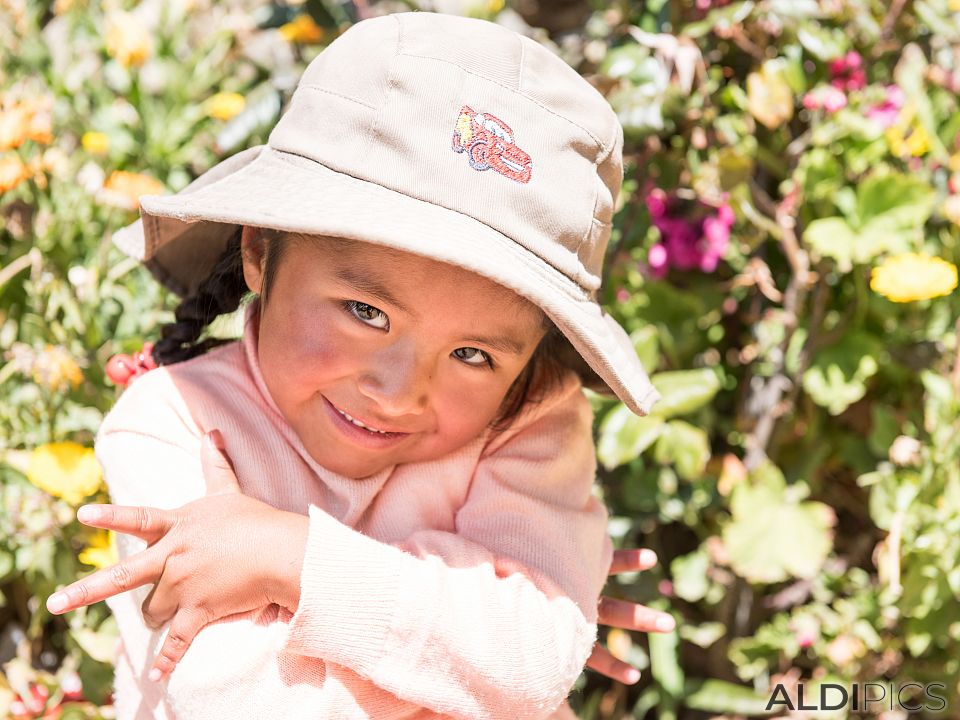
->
xmin=295 ymin=85 xmax=377 ymax=111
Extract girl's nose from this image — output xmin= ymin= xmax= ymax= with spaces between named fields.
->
xmin=356 ymin=341 xmax=432 ymax=417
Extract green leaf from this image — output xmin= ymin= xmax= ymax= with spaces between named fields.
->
xmin=648 ymin=627 xmax=684 ymax=697
xmin=596 ymin=404 xmax=665 ymax=470
xmin=630 ymin=325 xmax=660 ymax=375
xmin=649 ymin=369 xmax=721 ymax=419
xmin=802 ymin=332 xmax=882 ymax=415
xmin=803 ymin=217 xmax=858 ymax=272
xmin=684 ymin=678 xmax=777 ymax=716
xmin=71 ymin=616 xmax=119 ymax=664
xmin=670 ymin=548 xmax=710 ymax=602
xmin=723 ymin=467 xmax=835 ymax=583
xmin=653 ymin=420 xmax=711 ymax=480
xmin=855 ymin=173 xmax=936 ymax=229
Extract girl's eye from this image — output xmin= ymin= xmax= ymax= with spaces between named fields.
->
xmin=345 ymin=301 xmax=389 ymax=330
xmin=453 ymin=347 xmax=493 ymax=368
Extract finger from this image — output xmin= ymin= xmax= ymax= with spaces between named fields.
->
xmin=585 ymin=645 xmax=641 ymax=684
xmin=598 ymin=597 xmax=676 ymax=633
xmin=141 ymin=582 xmax=177 ymax=630
xmin=77 ymin=504 xmax=172 ymax=544
xmin=149 ymin=606 xmax=209 ymax=681
xmin=46 ymin=550 xmax=162 ymax=615
xmin=608 ymin=548 xmax=658 ymax=576
xmin=201 ymin=429 xmax=241 ymax=496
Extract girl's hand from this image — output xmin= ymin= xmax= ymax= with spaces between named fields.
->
xmin=586 ymin=549 xmax=676 ymax=685
xmin=45 ymin=430 xmax=308 ymax=682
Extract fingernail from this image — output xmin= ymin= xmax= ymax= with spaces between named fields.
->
xmin=47 ymin=593 xmax=67 ymax=614
xmin=656 ymin=615 xmax=676 ymax=632
xmin=77 ymin=506 xmax=99 ymax=522
xmin=207 ymin=429 xmax=225 ymax=449
xmin=148 ymin=668 xmax=162 ymax=682
xmin=625 ymin=668 xmax=641 ymax=684
xmin=640 ymin=549 xmax=657 ymax=565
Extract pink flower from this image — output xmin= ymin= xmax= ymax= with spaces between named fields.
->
xmin=644 ymin=190 xmax=733 ymax=277
xmin=802 ymin=85 xmax=847 ymax=113
xmin=829 ymin=51 xmax=866 ymax=92
xmin=865 ymin=84 xmax=905 ymax=129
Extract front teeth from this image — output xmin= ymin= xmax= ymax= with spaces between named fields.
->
xmin=336 ymin=407 xmax=391 ymax=435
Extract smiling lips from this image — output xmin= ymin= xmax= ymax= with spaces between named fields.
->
xmin=329 ymin=400 xmax=408 ymax=436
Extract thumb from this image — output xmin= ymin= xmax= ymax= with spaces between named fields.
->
xmin=201 ymin=429 xmax=240 ymax=496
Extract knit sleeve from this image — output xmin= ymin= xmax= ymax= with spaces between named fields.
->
xmin=275 ymin=372 xmax=613 ymax=719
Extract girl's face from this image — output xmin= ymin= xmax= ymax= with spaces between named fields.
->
xmin=241 ymin=229 xmax=547 ymax=479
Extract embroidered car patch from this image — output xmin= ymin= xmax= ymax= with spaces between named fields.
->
xmin=451 ymin=105 xmax=532 ymax=184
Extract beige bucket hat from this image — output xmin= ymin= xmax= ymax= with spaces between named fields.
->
xmin=113 ymin=11 xmax=660 ymax=416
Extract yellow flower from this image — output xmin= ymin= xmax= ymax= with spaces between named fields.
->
xmin=870 ymin=253 xmax=958 ymax=302
xmin=82 ymin=131 xmax=110 ymax=155
xmin=99 ymin=170 xmax=165 ymax=210
xmin=79 ymin=530 xmax=119 ymax=569
xmin=0 ymin=154 xmax=30 ymax=194
xmin=605 ymin=628 xmax=633 ymax=662
xmin=204 ymin=92 xmax=246 ymax=121
xmin=32 ymin=344 xmax=83 ymax=391
xmin=27 ymin=442 xmax=103 ymax=506
xmin=747 ymin=60 xmax=794 ymax=130
xmin=951 ymin=0 xmax=960 ymax=11
xmin=105 ymin=10 xmax=153 ymax=67
xmin=279 ymin=14 xmax=324 ymax=44
xmin=885 ymin=106 xmax=930 ymax=158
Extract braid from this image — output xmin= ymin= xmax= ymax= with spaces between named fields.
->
xmin=151 ymin=230 xmax=248 ymax=366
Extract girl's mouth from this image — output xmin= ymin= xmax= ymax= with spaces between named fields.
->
xmin=322 ymin=397 xmax=410 ymax=448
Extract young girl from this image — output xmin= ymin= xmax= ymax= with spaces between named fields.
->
xmin=47 ymin=11 xmax=665 ymax=719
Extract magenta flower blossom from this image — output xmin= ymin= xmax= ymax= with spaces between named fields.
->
xmin=865 ymin=84 xmax=905 ymax=129
xmin=645 ymin=189 xmax=734 ymax=277
xmin=829 ymin=50 xmax=866 ymax=92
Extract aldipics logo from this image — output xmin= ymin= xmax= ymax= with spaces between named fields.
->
xmin=766 ymin=682 xmax=947 ymax=714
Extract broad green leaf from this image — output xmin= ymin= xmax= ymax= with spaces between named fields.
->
xmin=802 ymin=333 xmax=882 ymax=415
xmin=71 ymin=616 xmax=119 ymax=664
xmin=796 ymin=24 xmax=845 ymax=61
xmin=596 ymin=403 xmax=664 ymax=470
xmin=671 ymin=548 xmax=710 ymax=602
xmin=723 ymin=469 xmax=834 ymax=583
xmin=630 ymin=325 xmax=660 ymax=375
xmin=684 ymin=678 xmax=777 ymax=716
xmin=803 ymin=217 xmax=857 ymax=272
xmin=855 ymin=173 xmax=936 ymax=229
xmin=678 ymin=622 xmax=726 ymax=649
xmin=653 ymin=420 xmax=711 ymax=480
xmin=649 ymin=627 xmax=684 ymax=697
xmin=650 ymin=369 xmax=721 ymax=419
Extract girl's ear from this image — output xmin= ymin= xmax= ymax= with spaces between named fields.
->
xmin=240 ymin=226 xmax=267 ymax=295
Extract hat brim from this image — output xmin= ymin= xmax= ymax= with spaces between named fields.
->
xmin=114 ymin=145 xmax=660 ymax=415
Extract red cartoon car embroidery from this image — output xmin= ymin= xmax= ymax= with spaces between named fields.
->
xmin=452 ymin=105 xmax=532 ymax=184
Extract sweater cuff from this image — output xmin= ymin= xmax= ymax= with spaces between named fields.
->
xmin=278 ymin=505 xmax=405 ymax=676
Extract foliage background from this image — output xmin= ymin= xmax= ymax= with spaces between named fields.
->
xmin=2 ymin=0 xmax=960 ymax=717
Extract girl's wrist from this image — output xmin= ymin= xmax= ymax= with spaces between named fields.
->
xmin=270 ymin=509 xmax=310 ymax=613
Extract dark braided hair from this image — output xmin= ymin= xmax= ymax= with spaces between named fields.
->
xmin=151 ymin=229 xmax=250 ymax=365
xmin=151 ymin=228 xmax=597 ymax=431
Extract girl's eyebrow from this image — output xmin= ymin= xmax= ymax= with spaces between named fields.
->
xmin=333 ymin=268 xmax=413 ymax=316
xmin=459 ymin=334 xmax=526 ymax=355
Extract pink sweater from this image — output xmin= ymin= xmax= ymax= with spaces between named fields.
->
xmin=96 ymin=301 xmax=612 ymax=719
